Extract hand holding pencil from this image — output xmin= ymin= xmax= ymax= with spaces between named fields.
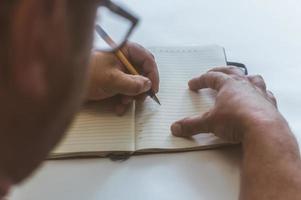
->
xmin=95 ymin=25 xmax=160 ymax=105
xmin=86 ymin=41 xmax=160 ymax=115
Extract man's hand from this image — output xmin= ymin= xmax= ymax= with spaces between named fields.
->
xmin=87 ymin=42 xmax=159 ymax=115
xmin=171 ymin=67 xmax=301 ymax=199
xmin=171 ymin=66 xmax=282 ymax=142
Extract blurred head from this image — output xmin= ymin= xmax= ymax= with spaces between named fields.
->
xmin=0 ymin=0 xmax=100 ymax=183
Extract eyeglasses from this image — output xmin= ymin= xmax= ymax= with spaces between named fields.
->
xmin=93 ymin=0 xmax=139 ymax=52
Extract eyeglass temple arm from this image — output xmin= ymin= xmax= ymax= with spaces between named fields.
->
xmin=102 ymin=0 xmax=139 ymax=25
xmin=97 ymin=0 xmax=139 ymax=46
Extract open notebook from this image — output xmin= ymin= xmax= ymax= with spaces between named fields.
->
xmin=51 ymin=45 xmax=229 ymax=159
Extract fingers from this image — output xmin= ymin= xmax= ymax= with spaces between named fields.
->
xmin=109 ymin=70 xmax=152 ymax=96
xmin=209 ymin=66 xmax=245 ymax=76
xmin=123 ymin=43 xmax=160 ymax=93
xmin=247 ymin=75 xmax=267 ymax=92
xmin=188 ymin=71 xmax=230 ymax=91
xmin=188 ymin=66 xmax=245 ymax=91
xmin=171 ymin=111 xmax=212 ymax=137
xmin=189 ymin=67 xmax=267 ymax=95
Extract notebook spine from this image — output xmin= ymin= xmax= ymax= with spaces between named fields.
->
xmin=108 ymin=152 xmax=132 ymax=161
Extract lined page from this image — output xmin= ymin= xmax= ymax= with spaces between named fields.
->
xmin=52 ymin=102 xmax=135 ymax=157
xmin=135 ymin=46 xmax=227 ymax=150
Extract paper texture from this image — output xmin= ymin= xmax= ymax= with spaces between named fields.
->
xmin=135 ymin=46 xmax=227 ymax=150
xmin=52 ymin=102 xmax=135 ymax=156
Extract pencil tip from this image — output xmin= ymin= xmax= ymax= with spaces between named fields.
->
xmin=146 ymin=90 xmax=161 ymax=105
xmin=152 ymin=95 xmax=161 ymax=105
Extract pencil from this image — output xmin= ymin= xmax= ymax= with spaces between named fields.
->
xmin=95 ymin=25 xmax=161 ymax=105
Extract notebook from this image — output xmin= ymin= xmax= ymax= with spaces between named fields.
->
xmin=51 ymin=45 xmax=230 ymax=159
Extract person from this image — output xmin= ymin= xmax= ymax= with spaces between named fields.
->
xmin=0 ymin=1 xmax=300 ymax=200
xmin=0 ymin=1 xmax=159 ymax=197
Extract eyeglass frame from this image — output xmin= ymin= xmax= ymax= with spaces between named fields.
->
xmin=94 ymin=0 xmax=139 ymax=52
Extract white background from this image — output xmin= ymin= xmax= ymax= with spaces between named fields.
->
xmin=10 ymin=0 xmax=301 ymax=199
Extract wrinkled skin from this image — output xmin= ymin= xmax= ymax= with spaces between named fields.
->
xmin=171 ymin=66 xmax=280 ymax=142
xmin=171 ymin=67 xmax=301 ymax=200
xmin=87 ymin=43 xmax=159 ymax=115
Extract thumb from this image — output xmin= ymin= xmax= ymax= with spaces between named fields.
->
xmin=110 ymin=70 xmax=152 ymax=96
xmin=171 ymin=111 xmax=213 ymax=137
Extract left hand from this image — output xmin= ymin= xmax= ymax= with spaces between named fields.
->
xmin=86 ymin=42 xmax=159 ymax=115
xmin=170 ymin=66 xmax=280 ymax=143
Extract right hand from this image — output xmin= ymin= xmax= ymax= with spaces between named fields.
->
xmin=171 ymin=66 xmax=285 ymax=143
xmin=87 ymin=42 xmax=159 ymax=115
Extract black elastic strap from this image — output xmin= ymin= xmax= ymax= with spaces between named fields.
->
xmin=227 ymin=62 xmax=248 ymax=75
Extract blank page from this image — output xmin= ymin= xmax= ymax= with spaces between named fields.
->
xmin=135 ymin=46 xmax=228 ymax=150
xmin=52 ymin=102 xmax=135 ymax=157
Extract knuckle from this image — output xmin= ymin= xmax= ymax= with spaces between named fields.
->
xmin=213 ymin=77 xmax=226 ymax=90
xmin=271 ymin=96 xmax=277 ymax=103
xmin=203 ymin=71 xmax=235 ymax=90
xmin=254 ymin=74 xmax=265 ymax=82
xmin=246 ymin=76 xmax=254 ymax=83
xmin=252 ymin=75 xmax=264 ymax=84
xmin=216 ymin=74 xmax=232 ymax=87
xmin=228 ymin=66 xmax=239 ymax=72
xmin=228 ymin=66 xmax=237 ymax=70
xmin=208 ymin=66 xmax=224 ymax=72
xmin=254 ymin=74 xmax=267 ymax=88
xmin=230 ymin=74 xmax=242 ymax=81
xmin=229 ymin=66 xmax=245 ymax=76
xmin=222 ymin=75 xmax=234 ymax=84
xmin=267 ymin=90 xmax=275 ymax=98
xmin=267 ymin=90 xmax=277 ymax=103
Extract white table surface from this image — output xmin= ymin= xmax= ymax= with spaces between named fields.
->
xmin=10 ymin=0 xmax=301 ymax=199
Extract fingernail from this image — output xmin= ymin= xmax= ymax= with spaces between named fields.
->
xmin=143 ymin=79 xmax=152 ymax=91
xmin=171 ymin=123 xmax=182 ymax=136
